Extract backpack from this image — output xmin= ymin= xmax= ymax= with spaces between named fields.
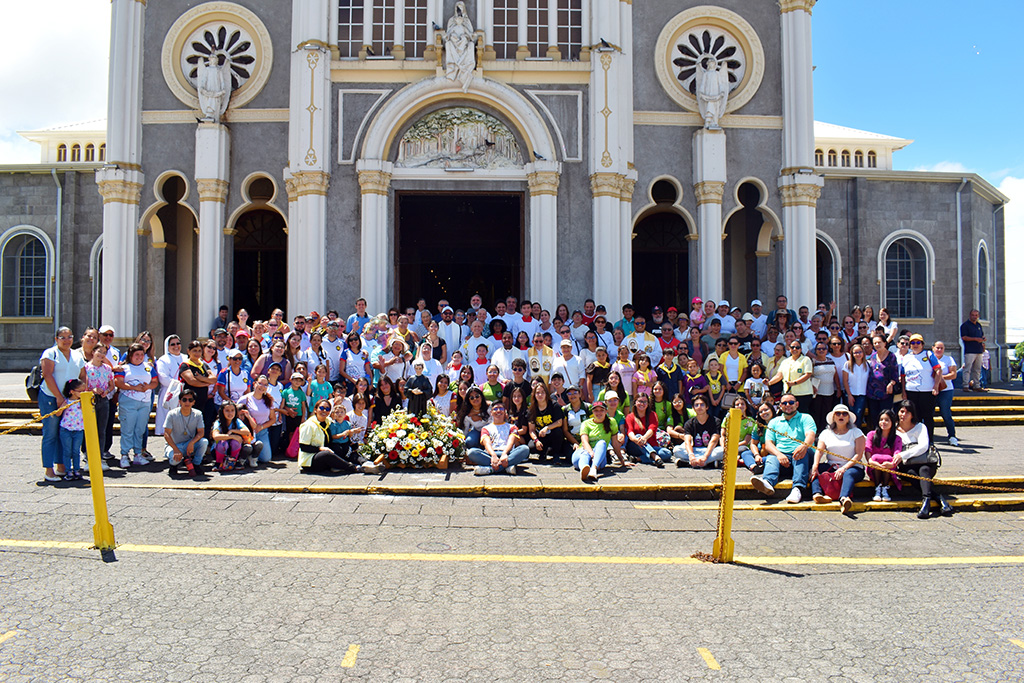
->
xmin=25 ymin=365 xmax=42 ymax=402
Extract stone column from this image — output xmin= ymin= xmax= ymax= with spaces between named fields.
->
xmin=526 ymin=162 xmax=561 ymax=308
xmin=98 ymin=0 xmax=145 ymax=335
xmin=693 ymin=128 xmax=727 ymax=303
xmin=289 ymin=0 xmax=332 ymax=317
xmin=357 ymin=160 xmax=393 ymax=315
xmin=195 ymin=123 xmax=230 ymax=333
xmin=779 ymin=0 xmax=820 ymax=309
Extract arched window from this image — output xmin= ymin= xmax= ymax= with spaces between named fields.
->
xmin=867 ymin=150 xmax=877 ymax=168
xmin=1 ymin=229 xmax=50 ymax=318
xmin=978 ymin=244 xmax=989 ymax=319
xmin=98 ymin=143 xmax=106 ymax=161
xmin=57 ymin=144 xmax=68 ymax=162
xmin=337 ymin=0 xmax=365 ymax=58
xmin=827 ymin=149 xmax=837 ymax=167
xmin=814 ymin=149 xmax=824 ymax=166
xmin=884 ymin=238 xmax=928 ymax=318
xmin=854 ymin=150 xmax=864 ymax=168
xmin=85 ymin=144 xmax=95 ymax=162
xmin=841 ymin=150 xmax=851 ymax=167
xmin=70 ymin=144 xmax=81 ymax=162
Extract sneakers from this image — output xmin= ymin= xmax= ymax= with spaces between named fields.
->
xmin=580 ymin=464 xmax=591 ymax=481
xmin=872 ymin=485 xmax=883 ymax=502
xmin=361 ymin=463 xmax=380 ymax=475
xmin=750 ymin=475 xmax=775 ymax=496
xmin=675 ymin=458 xmax=686 ymax=468
xmin=840 ymin=497 xmax=853 ymax=514
xmin=474 ymin=466 xmax=493 ymax=476
xmin=652 ymin=456 xmax=665 ymax=468
xmin=785 ymin=487 xmax=803 ymax=504
xmin=132 ymin=454 xmax=149 ymax=467
xmin=506 ymin=464 xmax=517 ymax=476
xmin=119 ymin=455 xmax=131 ymax=469
xmin=83 ymin=458 xmax=110 ymax=472
xmin=881 ymin=486 xmax=891 ymax=502
xmin=139 ymin=450 xmax=155 ymax=463
xmin=949 ymin=436 xmax=960 ymax=447
xmin=248 ymin=456 xmax=259 ymax=468
xmin=812 ymin=493 xmax=832 ymax=505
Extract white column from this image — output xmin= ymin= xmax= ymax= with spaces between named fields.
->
xmin=546 ymin=0 xmax=559 ymax=59
xmin=516 ymin=0 xmax=529 ymax=59
xmin=693 ymin=129 xmax=727 ymax=303
xmin=392 ymin=0 xmax=406 ymax=59
xmin=357 ymin=160 xmax=394 ymax=314
xmin=98 ymin=0 xmax=145 ymax=337
xmin=477 ymin=0 xmax=492 ymax=50
xmin=526 ymin=161 xmax=561 ymax=308
xmin=195 ymin=123 xmax=230 ymax=332
xmin=779 ymin=0 xmax=820 ymax=309
xmin=361 ymin=0 xmax=374 ymax=57
xmin=288 ymin=0 xmax=331 ymax=318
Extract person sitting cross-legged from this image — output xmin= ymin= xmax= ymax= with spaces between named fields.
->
xmin=163 ymin=388 xmax=209 ymax=477
xmin=750 ymin=392 xmax=817 ymax=503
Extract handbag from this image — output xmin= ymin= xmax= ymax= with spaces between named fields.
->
xmin=818 ymin=470 xmax=842 ymax=500
xmin=903 ymin=443 xmax=941 ymax=468
xmin=285 ymin=428 xmax=300 ymax=459
xmin=161 ymin=379 xmax=183 ymax=411
xmin=25 ymin=365 xmax=42 ymax=402
xmin=721 ymin=391 xmax=739 ymax=408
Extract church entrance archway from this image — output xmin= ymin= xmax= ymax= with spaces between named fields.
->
xmin=232 ymin=209 xmax=287 ymax=321
xmin=723 ymin=181 xmax=765 ymax=307
xmin=396 ymin=192 xmax=523 ymax=310
xmin=631 ymin=210 xmax=690 ymax=315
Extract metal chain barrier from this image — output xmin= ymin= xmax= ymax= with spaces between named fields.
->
xmin=0 ymin=399 xmax=80 ymax=437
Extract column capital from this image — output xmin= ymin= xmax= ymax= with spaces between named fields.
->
xmin=693 ymin=181 xmax=725 ymax=206
xmin=778 ymin=0 xmax=816 ymax=14
xmin=357 ymin=169 xmax=392 ymax=196
xmin=618 ymin=176 xmax=637 ymax=202
xmin=778 ymin=173 xmax=824 ymax=207
xmin=196 ymin=178 xmax=229 ymax=203
xmin=590 ymin=172 xmax=623 ymax=198
xmin=97 ymin=178 xmax=143 ymax=205
xmin=527 ymin=170 xmax=561 ymax=196
xmin=286 ymin=170 xmax=330 ymax=199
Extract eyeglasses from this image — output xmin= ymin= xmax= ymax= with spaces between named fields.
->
xmin=635 ymin=321 xmax=645 ymax=326
xmin=830 ymin=342 xmax=843 ymax=346
xmin=779 ymin=400 xmax=796 ymax=406
xmin=389 ymin=313 xmax=398 ymax=317
xmin=57 ymin=335 xmax=74 ymax=341
xmin=179 ymin=397 xmax=195 ymax=403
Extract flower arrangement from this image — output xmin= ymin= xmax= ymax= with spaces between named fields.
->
xmin=358 ymin=404 xmax=465 ymax=469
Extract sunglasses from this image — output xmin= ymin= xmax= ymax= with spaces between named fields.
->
xmin=315 ymin=406 xmax=330 ymax=412
xmin=910 ymin=341 xmax=923 ymax=345
xmin=779 ymin=400 xmax=796 ymax=406
xmin=179 ymin=397 xmax=195 ymax=403
xmin=728 ymin=341 xmax=738 ymax=346
xmin=790 ymin=345 xmax=801 ymax=350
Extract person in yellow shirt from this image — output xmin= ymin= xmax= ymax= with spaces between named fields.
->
xmin=717 ymin=336 xmax=749 ymax=395
xmin=767 ymin=340 xmax=814 ymax=414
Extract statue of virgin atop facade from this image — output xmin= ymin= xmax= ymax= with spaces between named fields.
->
xmin=197 ymin=55 xmax=230 ymax=122
xmin=695 ymin=56 xmax=730 ymax=130
xmin=444 ymin=1 xmax=476 ymax=93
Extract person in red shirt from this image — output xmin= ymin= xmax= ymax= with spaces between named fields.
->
xmin=658 ymin=321 xmax=680 ymax=353
xmin=623 ymin=393 xmax=672 ymax=467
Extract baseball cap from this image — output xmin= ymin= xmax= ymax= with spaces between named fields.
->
xmin=235 ymin=329 xmax=251 ymax=338
xmin=99 ymin=325 xmax=115 ymax=334
xmin=742 ymin=313 xmax=755 ymax=321
xmin=651 ymin=306 xmax=662 ymax=313
xmin=667 ymin=306 xmax=678 ymax=313
xmin=730 ymin=306 xmax=741 ymax=314
xmin=213 ymin=327 xmax=227 ymax=335
xmin=909 ymin=334 xmax=925 ymax=343
xmin=442 ymin=305 xmax=454 ymax=313
xmin=692 ymin=297 xmax=703 ymax=305
xmin=718 ymin=300 xmax=730 ymax=308
xmin=592 ymin=400 xmax=607 ymax=409
xmin=226 ymin=349 xmax=243 ymax=359
xmin=559 ymin=338 xmax=573 ymax=347
xmin=750 ymin=299 xmax=763 ymax=307
xmin=603 ymin=391 xmax=619 ymax=401
xmin=327 ymin=320 xmax=339 ymax=327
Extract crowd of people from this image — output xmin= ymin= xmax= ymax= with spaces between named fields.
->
xmin=36 ymin=293 xmax=985 ymax=518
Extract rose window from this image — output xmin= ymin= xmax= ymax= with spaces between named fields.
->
xmin=181 ymin=23 xmax=256 ymax=92
xmin=673 ymin=28 xmax=745 ymax=96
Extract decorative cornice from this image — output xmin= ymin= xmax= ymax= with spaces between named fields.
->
xmin=287 ymin=170 xmax=330 ymax=198
xmin=142 ymin=108 xmax=289 ymax=124
xmin=196 ymin=178 xmax=229 ymax=202
xmin=526 ymin=170 xmax=560 ymax=196
xmin=357 ymin=169 xmax=391 ymax=196
xmin=779 ymin=182 xmax=822 ymax=207
xmin=97 ymin=178 xmax=143 ymax=205
xmin=693 ymin=181 xmax=725 ymax=205
xmin=779 ymin=0 xmax=817 ymax=15
xmin=590 ymin=172 xmax=622 ymax=199
xmin=107 ymin=161 xmax=143 ymax=172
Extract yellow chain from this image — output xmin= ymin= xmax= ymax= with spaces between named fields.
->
xmin=0 ymin=399 xmax=81 ymax=437
xmin=760 ymin=419 xmax=1024 ymax=494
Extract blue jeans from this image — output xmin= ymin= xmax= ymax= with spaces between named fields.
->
xmin=761 ymin=450 xmax=812 ymax=489
xmin=59 ymin=428 xmax=83 ymax=471
xmin=118 ymin=397 xmax=150 ymax=456
xmin=268 ymin=424 xmax=284 ymax=458
xmin=164 ymin=437 xmax=209 ymax=466
xmin=466 ymin=445 xmax=530 ymax=472
xmin=572 ymin=440 xmax=609 ymax=472
xmin=39 ymin=392 xmax=61 ymax=469
xmin=811 ymin=464 xmax=865 ymax=499
xmin=253 ymin=428 xmax=273 ymax=463
xmin=936 ymin=390 xmax=955 ymax=438
xmin=848 ymin=395 xmax=867 ymax=428
xmin=674 ymin=445 xmax=725 ymax=468
xmin=625 ymin=440 xmax=671 ymax=464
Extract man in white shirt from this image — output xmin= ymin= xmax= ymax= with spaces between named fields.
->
xmin=712 ymin=301 xmax=737 ymax=335
xmin=551 ymin=338 xmax=584 ymax=389
xmin=461 ymin=320 xmax=495 ymax=360
xmin=502 ymin=295 xmax=522 ymax=331
xmin=491 ymin=331 xmax=526 ymax=382
xmin=514 ymin=301 xmax=539 ymax=341
xmin=467 ymin=294 xmax=489 ymax=325
xmin=437 ymin=306 xmax=464 ymax=352
xmin=623 ymin=315 xmax=663 ymax=366
xmin=748 ymin=299 xmax=768 ymax=339
xmin=322 ymin=321 xmax=345 ymax=383
xmin=291 ymin=316 xmax=312 ymax=352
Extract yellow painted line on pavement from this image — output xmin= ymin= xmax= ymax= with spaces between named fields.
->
xmin=1011 ymin=639 xmax=1024 ymax=649
xmin=697 ymin=648 xmax=720 ymax=670
xmin=340 ymin=644 xmax=360 ymax=668
xmin=0 ymin=630 xmax=19 ymax=646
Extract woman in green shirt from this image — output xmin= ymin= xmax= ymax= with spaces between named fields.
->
xmin=573 ymin=401 xmax=627 ymax=481
xmin=708 ymin=395 xmax=759 ymax=469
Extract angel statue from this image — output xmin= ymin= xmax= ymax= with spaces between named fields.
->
xmin=444 ymin=1 xmax=476 ymax=92
xmin=695 ymin=56 xmax=730 ymax=130
xmin=197 ymin=55 xmax=230 ymax=123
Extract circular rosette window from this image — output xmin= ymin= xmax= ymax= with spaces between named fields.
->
xmin=162 ymin=2 xmax=273 ymax=111
xmin=654 ymin=6 xmax=764 ymax=116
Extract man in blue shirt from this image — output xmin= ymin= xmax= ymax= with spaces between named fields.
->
xmin=346 ymin=297 xmax=370 ymax=335
xmin=750 ymin=393 xmax=817 ymax=503
xmin=960 ymin=309 xmax=986 ymax=391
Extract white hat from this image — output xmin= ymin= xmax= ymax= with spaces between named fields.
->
xmin=559 ymin=338 xmax=573 ymax=347
xmin=718 ymin=300 xmax=730 ymax=308
xmin=750 ymin=299 xmax=763 ymax=307
xmin=826 ymin=404 xmax=852 ymax=426
xmin=603 ymin=390 xmax=619 ymax=401
xmin=99 ymin=325 xmax=115 ymax=334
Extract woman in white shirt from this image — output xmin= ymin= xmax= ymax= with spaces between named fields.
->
xmin=415 ymin=342 xmax=445 ymax=390
xmin=155 ymin=335 xmax=184 ymax=437
xmin=895 ymin=399 xmax=952 ymax=518
xmin=843 ymin=343 xmax=870 ymax=427
xmin=877 ymin=307 xmax=898 ymax=344
xmin=810 ymin=404 xmax=865 ymax=514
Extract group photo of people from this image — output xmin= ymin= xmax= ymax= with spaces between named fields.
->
xmin=35 ymin=291 xmax=982 ymax=519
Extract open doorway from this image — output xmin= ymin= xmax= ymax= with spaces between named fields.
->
xmin=396 ymin=193 xmax=523 ymax=309
xmin=632 ymin=180 xmax=690 ymax=314
xmin=232 ymin=209 xmax=287 ymax=321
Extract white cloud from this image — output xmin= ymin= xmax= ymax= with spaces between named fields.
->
xmin=999 ymin=176 xmax=1024 ymax=339
xmin=912 ymin=161 xmax=973 ymax=173
xmin=0 ymin=2 xmax=109 ymax=163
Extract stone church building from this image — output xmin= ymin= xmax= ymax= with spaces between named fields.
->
xmin=0 ymin=0 xmax=1007 ymax=374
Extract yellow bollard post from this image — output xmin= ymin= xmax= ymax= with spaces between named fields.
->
xmin=80 ymin=391 xmax=116 ymax=551
xmin=712 ymin=406 xmax=741 ymax=563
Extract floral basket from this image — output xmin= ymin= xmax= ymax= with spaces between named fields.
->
xmin=358 ymin=405 xmax=465 ymax=469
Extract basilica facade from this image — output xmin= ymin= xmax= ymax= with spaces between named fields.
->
xmin=0 ymin=0 xmax=1007 ymax=375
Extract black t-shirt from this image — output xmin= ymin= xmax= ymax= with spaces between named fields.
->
xmin=735 ymin=334 xmax=755 ymax=354
xmin=532 ymin=402 xmax=563 ymax=429
xmin=682 ymin=415 xmax=721 ymax=449
xmin=502 ymin=379 xmax=531 ymax=404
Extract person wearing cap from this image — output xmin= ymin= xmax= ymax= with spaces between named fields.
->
xmin=688 ymin=297 xmax=705 ymax=328
xmin=623 ymin=315 xmax=662 ymax=367
xmin=321 ymin=321 xmax=344 ymax=383
xmin=573 ymin=400 xmax=626 ymax=481
xmin=750 ymin=392 xmax=817 ymax=504
xmin=650 ymin=306 xmax=666 ymax=329
xmin=960 ymin=308 xmax=986 ymax=392
xmin=551 ymin=338 xmax=583 ymax=390
xmin=766 ymin=295 xmax=797 ymax=329
xmin=748 ymin=300 xmax=768 ymax=338
xmin=711 ymin=301 xmax=737 ymax=335
xmin=665 ymin=306 xmax=680 ymax=329
xmin=902 ymin=333 xmax=943 ymax=442
xmin=216 ymin=348 xmax=252 ymax=406
xmin=809 ymin=404 xmax=866 ymax=514
xmin=613 ymin=303 xmax=636 ymax=336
